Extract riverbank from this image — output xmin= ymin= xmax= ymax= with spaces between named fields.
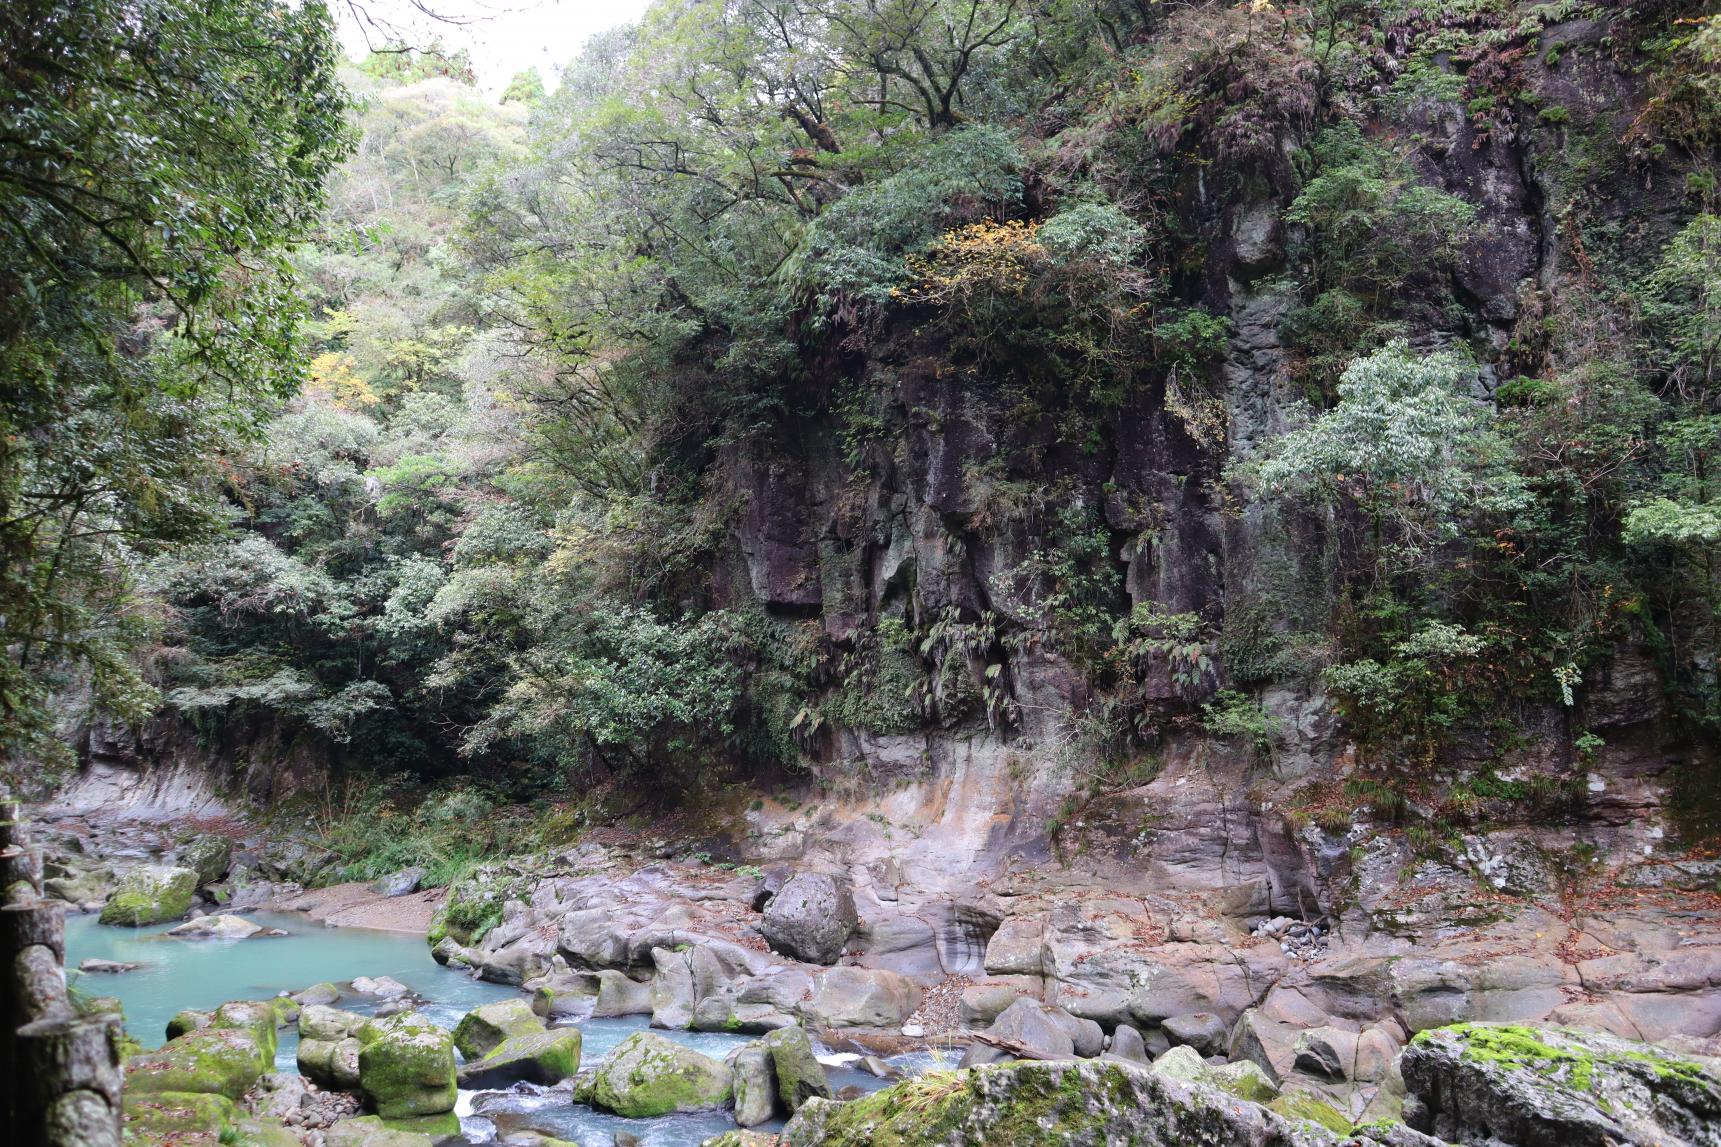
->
xmin=270 ymin=881 xmax=445 ymax=935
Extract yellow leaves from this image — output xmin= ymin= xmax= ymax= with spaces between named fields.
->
xmin=900 ymin=219 xmax=1048 ymax=308
xmin=304 ymin=352 xmax=379 ymax=411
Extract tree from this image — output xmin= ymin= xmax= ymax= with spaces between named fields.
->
xmin=501 ymin=67 xmax=546 ymax=106
xmin=0 ymin=0 xmax=350 ymax=774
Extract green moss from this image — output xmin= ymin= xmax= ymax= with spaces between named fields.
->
xmin=590 ymin=1032 xmax=732 ymax=1117
xmin=1423 ymin=1022 xmax=1716 ymax=1097
xmin=356 ymin=1013 xmax=457 ymax=1119
xmin=122 ymin=1090 xmax=240 ymax=1141
xmin=98 ymin=866 xmax=198 ymax=926
xmin=126 ymin=1028 xmax=267 ymax=1101
xmin=212 ymin=1000 xmax=280 ymax=1064
xmin=1268 ymin=1090 xmax=1353 ymax=1134
xmin=452 ymin=998 xmax=542 ymax=1058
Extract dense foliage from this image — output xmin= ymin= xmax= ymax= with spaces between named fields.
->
xmin=8 ymin=0 xmax=1720 ymax=843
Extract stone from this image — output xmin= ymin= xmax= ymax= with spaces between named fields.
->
xmin=165 ymin=1009 xmax=212 ymax=1040
xmin=985 ymin=997 xmax=1075 ymax=1058
xmin=763 ymin=1024 xmax=833 ymax=1112
xmin=122 ymin=1090 xmax=240 ymax=1140
xmin=375 ymin=867 xmax=427 ymax=897
xmin=180 ymin=835 xmax=234 ymax=886
xmin=167 ymin=913 xmax=263 ymax=940
xmin=732 ymin=1044 xmax=777 ymax=1127
xmin=983 ymin=918 xmax=1045 ymax=976
xmin=79 ymin=957 xmax=140 ymax=974
xmin=351 ymin=975 xmax=411 ymax=999
xmin=1292 ymin=1025 xmax=1359 ymax=1080
xmin=1269 ymin=1090 xmax=1354 ymax=1135
xmin=451 ymin=998 xmax=543 ymax=1058
xmin=99 ymin=865 xmax=197 ymax=926
xmin=806 ymin=966 xmax=921 ymax=1028
xmin=211 ymin=999 xmax=279 ymax=1063
xmin=1228 ymin=1008 xmax=1298 ymax=1083
xmin=1211 ymin=1059 xmax=1281 ymax=1102
xmin=958 ymin=978 xmax=1038 ymax=1026
xmin=1109 ymin=1023 xmax=1150 ymax=1065
xmin=325 ymin=1114 xmax=448 ymax=1147
xmin=1162 ymin=1012 xmax=1229 ymax=1057
xmin=457 ymin=1027 xmax=582 ymax=1087
xmin=761 ymin=874 xmax=857 ymax=964
xmin=300 ymin=1004 xmax=367 ymax=1042
xmin=1401 ymin=1022 xmax=1721 ymax=1147
xmin=650 ymin=945 xmax=697 ymax=1029
xmin=1354 ymin=1026 xmax=1400 ymax=1083
xmin=778 ymin=1058 xmax=1421 ymax=1146
xmin=1147 ymin=1044 xmax=1212 ymax=1085
xmin=588 ymin=1032 xmax=733 ymax=1117
xmin=295 ymin=981 xmax=342 ymax=1006
xmin=126 ymin=1027 xmax=268 ymax=1100
xmin=357 ymin=1012 xmax=458 ymax=1119
xmin=299 ymin=1036 xmax=363 ymax=1090
xmin=592 ymin=969 xmax=653 ymax=1016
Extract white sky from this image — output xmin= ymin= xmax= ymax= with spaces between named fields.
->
xmin=334 ymin=0 xmax=652 ymax=95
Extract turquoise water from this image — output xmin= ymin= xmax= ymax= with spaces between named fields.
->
xmin=65 ymin=911 xmax=516 ymax=1052
xmin=67 ymin=910 xmax=915 ymax=1145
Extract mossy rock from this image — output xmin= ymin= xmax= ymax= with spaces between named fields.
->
xmin=1268 ymin=1090 xmax=1353 ymax=1135
xmin=1211 ymin=1059 xmax=1280 ymax=1103
xmin=324 ymin=1114 xmax=437 ymax=1147
xmin=457 ymin=1027 xmax=581 ymax=1088
xmin=212 ymin=999 xmax=280 ymax=1063
xmin=268 ymin=995 xmax=301 ymax=1028
xmin=233 ymin=1117 xmax=304 ymax=1147
xmin=356 ymin=1012 xmax=457 ymax=1119
xmin=122 ymin=1089 xmax=239 ymax=1140
xmin=166 ymin=1008 xmax=213 ymax=1042
xmin=589 ymin=1031 xmax=733 ymax=1117
xmin=98 ymin=865 xmax=197 ymax=926
xmin=451 ymin=997 xmax=542 ymax=1058
xmin=126 ymin=1027 xmax=267 ymax=1101
xmin=179 ymin=834 xmax=234 ymax=885
xmin=777 ymin=1059 xmax=1346 ymax=1147
xmin=301 ymin=1003 xmax=367 ymax=1041
xmin=763 ymin=1024 xmax=833 ymax=1112
xmin=300 ymin=1035 xmax=363 ymax=1090
xmin=1146 ymin=1045 xmax=1211 ymax=1086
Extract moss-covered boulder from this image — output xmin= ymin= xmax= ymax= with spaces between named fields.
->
xmin=165 ymin=1008 xmax=212 ymax=1041
xmin=121 ymin=1090 xmax=240 ymax=1142
xmin=126 ymin=1027 xmax=268 ymax=1101
xmin=763 ymin=1024 xmax=833 ymax=1112
xmin=451 ymin=997 xmax=543 ymax=1058
xmin=456 ymin=1027 xmax=581 ymax=1088
xmin=589 ymin=1031 xmax=733 ymax=1117
xmin=298 ymin=1003 xmax=368 ymax=1090
xmin=179 ymin=834 xmax=234 ymax=885
xmin=324 ymin=1114 xmax=437 ymax=1147
xmin=1269 ymin=1090 xmax=1353 ymax=1135
xmin=1402 ymin=1022 xmax=1721 ymax=1147
xmin=98 ymin=865 xmax=197 ymax=926
xmin=356 ymin=1012 xmax=457 ymax=1119
xmin=211 ymin=999 xmax=280 ymax=1063
xmin=1210 ymin=1059 xmax=1280 ymax=1103
xmin=776 ymin=1059 xmax=1413 ymax=1147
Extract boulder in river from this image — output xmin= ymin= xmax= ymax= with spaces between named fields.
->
xmin=294 ymin=981 xmax=343 ymax=1006
xmin=761 ymin=874 xmax=856 ymax=964
xmin=211 ymin=999 xmax=281 ymax=1063
xmin=805 ymin=966 xmax=920 ymax=1028
xmin=452 ymin=997 xmax=543 ymax=1058
xmin=731 ymin=1044 xmax=777 ymax=1127
xmin=456 ymin=1027 xmax=582 ymax=1087
xmin=356 ymin=1012 xmax=458 ymax=1119
xmin=351 ymin=974 xmax=412 ymax=999
xmin=763 ymin=1024 xmax=833 ymax=1113
xmin=1401 ymin=1022 xmax=1721 ymax=1146
xmin=125 ymin=1027 xmax=269 ymax=1101
xmin=589 ymin=1031 xmax=733 ymax=1117
xmin=166 ymin=1009 xmax=213 ymax=1041
xmin=99 ymin=864 xmax=197 ymax=926
xmin=168 ymin=913 xmax=263 ymax=940
xmin=79 ymin=957 xmax=141 ymax=974
xmin=179 ymin=834 xmax=234 ymax=886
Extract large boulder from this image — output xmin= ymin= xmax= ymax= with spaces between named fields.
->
xmin=457 ymin=1028 xmax=581 ymax=1088
xmin=168 ymin=914 xmax=262 ymax=940
xmin=356 ymin=1013 xmax=457 ymax=1119
xmin=122 ymin=1091 xmax=239 ymax=1142
xmin=806 ymin=966 xmax=920 ymax=1028
xmin=99 ymin=865 xmax=197 ymax=926
xmin=778 ymin=1058 xmax=1439 ymax=1146
xmin=1402 ymin=1022 xmax=1721 ymax=1147
xmin=763 ymin=1025 xmax=833 ymax=1112
xmin=325 ymin=1113 xmax=458 ymax=1147
xmin=210 ymin=1000 xmax=279 ymax=1063
xmin=298 ymin=1005 xmax=367 ymax=1090
xmin=126 ymin=1028 xmax=268 ymax=1101
xmin=588 ymin=1031 xmax=733 ymax=1117
xmin=732 ymin=1044 xmax=777 ymax=1127
xmin=984 ymin=998 xmax=1075 ymax=1059
xmin=1162 ymin=1012 xmax=1229 ymax=1057
xmin=451 ymin=998 xmax=542 ymax=1058
xmin=179 ymin=835 xmax=234 ymax=886
xmin=761 ymin=874 xmax=857 ymax=964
